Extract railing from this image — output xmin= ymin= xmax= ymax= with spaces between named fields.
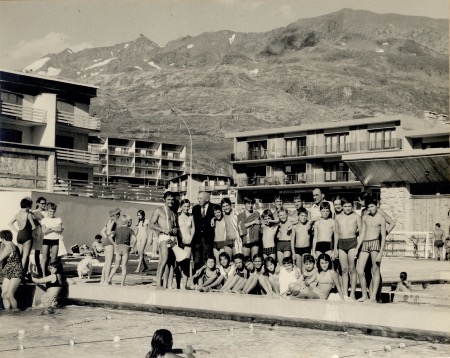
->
xmin=56 ymin=147 xmax=99 ymax=165
xmin=135 ymin=150 xmax=160 ymax=158
xmin=167 ymin=185 xmax=187 ymax=192
xmin=57 ymin=110 xmax=101 ymax=131
xmin=231 ymin=139 xmax=402 ymax=161
xmin=236 ymin=171 xmax=358 ymax=187
xmin=53 ymin=179 xmax=165 ymax=202
xmin=1 ymin=102 xmax=47 ymax=124
xmin=108 ymin=146 xmax=134 ymax=156
xmin=199 ymin=184 xmax=231 ymax=191
xmin=89 ymin=145 xmax=107 ymax=154
xmin=135 ymin=162 xmax=160 ymax=169
xmin=385 ymin=231 xmax=433 ymax=259
xmin=160 ymin=165 xmax=184 ymax=170
xmin=161 ymin=151 xmax=184 ymax=160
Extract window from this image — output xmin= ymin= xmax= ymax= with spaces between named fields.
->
xmin=285 ymin=137 xmax=306 ymax=156
xmin=1 ymin=91 xmax=23 ymax=105
xmin=0 ymin=128 xmax=22 ymax=143
xmin=369 ymin=128 xmax=396 ymax=150
xmin=56 ymin=135 xmax=75 ymax=149
xmin=325 ymin=133 xmax=349 ymax=153
xmin=324 ymin=163 xmax=349 ymax=182
xmin=248 ymin=141 xmax=267 ymax=159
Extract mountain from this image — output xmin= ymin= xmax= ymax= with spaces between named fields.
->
xmin=22 ymin=9 xmax=449 ymax=174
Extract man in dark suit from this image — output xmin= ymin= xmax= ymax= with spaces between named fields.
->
xmin=192 ymin=191 xmax=215 ymax=271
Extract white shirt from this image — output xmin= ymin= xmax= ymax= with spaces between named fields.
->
xmin=41 ymin=217 xmax=62 ymax=241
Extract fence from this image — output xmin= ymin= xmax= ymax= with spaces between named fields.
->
xmin=384 ymin=231 xmax=433 ymax=259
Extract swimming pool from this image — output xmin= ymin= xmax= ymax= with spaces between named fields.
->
xmin=0 ymin=306 xmax=449 ymax=358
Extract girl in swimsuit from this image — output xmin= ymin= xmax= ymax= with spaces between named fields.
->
xmin=9 ymin=197 xmax=36 ymax=276
xmin=0 ymin=230 xmax=23 ymax=310
xmin=178 ymin=199 xmax=195 ymax=258
xmin=201 ymin=252 xmax=235 ymax=291
xmin=193 ymin=256 xmax=219 ymax=291
xmin=135 ymin=210 xmax=150 ymax=273
xmin=240 ymin=254 xmax=265 ymax=294
xmin=101 ymin=208 xmax=121 ymax=284
xmin=32 ymin=260 xmax=66 ymax=309
xmin=258 ymin=256 xmax=280 ymax=294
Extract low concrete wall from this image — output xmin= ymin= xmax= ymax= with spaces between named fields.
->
xmin=0 ymin=191 xmax=162 ymax=250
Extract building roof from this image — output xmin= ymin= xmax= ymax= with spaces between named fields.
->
xmin=224 ymin=114 xmax=422 ymax=138
xmin=168 ymin=172 xmax=232 ymax=182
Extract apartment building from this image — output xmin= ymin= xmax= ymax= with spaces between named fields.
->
xmin=88 ymin=136 xmax=186 ymax=186
xmin=166 ymin=172 xmax=236 ymax=204
xmin=0 ymin=69 xmax=100 ymax=192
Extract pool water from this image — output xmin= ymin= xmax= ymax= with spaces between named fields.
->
xmin=0 ymin=306 xmax=449 ymax=358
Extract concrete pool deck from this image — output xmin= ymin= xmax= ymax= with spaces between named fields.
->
xmin=58 ymin=257 xmax=450 ymax=343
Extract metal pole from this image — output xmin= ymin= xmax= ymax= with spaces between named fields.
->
xmin=171 ymin=109 xmax=192 ymax=201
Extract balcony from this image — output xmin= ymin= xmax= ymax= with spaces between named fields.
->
xmin=89 ymin=145 xmax=107 ymax=154
xmin=57 ymin=110 xmax=101 ymax=131
xmin=135 ymin=150 xmax=161 ymax=159
xmin=161 ymin=151 xmax=184 ymax=160
xmin=1 ymin=102 xmax=47 ymax=124
xmin=231 ymin=139 xmax=402 ymax=161
xmin=161 ymin=165 xmax=184 ymax=171
xmin=236 ymin=171 xmax=358 ymax=187
xmin=199 ymin=183 xmax=231 ymax=192
xmin=56 ymin=147 xmax=99 ymax=165
xmin=167 ymin=184 xmax=187 ymax=192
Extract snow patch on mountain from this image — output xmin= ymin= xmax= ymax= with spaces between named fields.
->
xmin=229 ymin=34 xmax=236 ymax=45
xmin=148 ymin=61 xmax=161 ymax=70
xmin=37 ymin=67 xmax=61 ymax=77
xmin=23 ymin=57 xmax=50 ymax=72
xmin=134 ymin=66 xmax=143 ymax=70
xmin=85 ymin=58 xmax=116 ymax=70
xmin=124 ymin=43 xmax=129 ymax=49
xmin=187 ymin=44 xmax=194 ymax=49
xmin=249 ymin=69 xmax=259 ymax=75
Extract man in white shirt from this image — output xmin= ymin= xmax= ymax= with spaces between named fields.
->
xmin=309 ymin=188 xmax=334 ymax=223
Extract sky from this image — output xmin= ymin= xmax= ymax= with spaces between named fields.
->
xmin=0 ymin=0 xmax=448 ymax=70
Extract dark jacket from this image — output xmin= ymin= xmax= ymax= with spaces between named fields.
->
xmin=192 ymin=202 xmax=215 ymax=246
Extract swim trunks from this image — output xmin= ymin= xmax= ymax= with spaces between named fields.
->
xmin=177 ymin=258 xmax=190 ymax=276
xmin=315 ymin=241 xmax=332 ymax=254
xmin=277 ymin=241 xmax=291 ymax=253
xmin=158 ymin=234 xmax=171 ymax=245
xmin=3 ymin=250 xmax=23 ymax=280
xmin=214 ymin=241 xmax=226 ymax=251
xmin=338 ymin=238 xmax=358 ymax=253
xmin=434 ymin=240 xmax=444 ymax=248
xmin=243 ymin=241 xmax=259 ymax=249
xmin=43 ymin=239 xmax=59 ymax=248
xmin=225 ymin=239 xmax=235 ymax=248
xmin=17 ymin=220 xmax=33 ymax=244
xmin=295 ymin=246 xmax=311 ymax=256
xmin=361 ymin=239 xmax=380 ymax=253
xmin=263 ymin=246 xmax=276 ymax=256
xmin=115 ymin=244 xmax=130 ymax=256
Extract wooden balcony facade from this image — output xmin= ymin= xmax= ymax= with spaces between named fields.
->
xmin=1 ymin=101 xmax=47 ymax=125
xmin=56 ymin=147 xmax=99 ymax=166
xmin=57 ymin=110 xmax=101 ymax=131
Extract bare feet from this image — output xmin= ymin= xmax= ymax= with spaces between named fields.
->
xmin=357 ymin=296 xmax=367 ymax=302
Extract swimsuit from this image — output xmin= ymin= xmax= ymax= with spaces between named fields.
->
xmin=361 ymin=239 xmax=380 ymax=253
xmin=46 ymin=274 xmax=63 ymax=288
xmin=295 ymin=246 xmax=311 ymax=256
xmin=158 ymin=206 xmax=176 ymax=245
xmin=338 ymin=238 xmax=358 ymax=253
xmin=3 ymin=247 xmax=23 ymax=280
xmin=263 ymin=246 xmax=276 ymax=256
xmin=103 ymin=221 xmax=116 ymax=247
xmin=313 ymin=270 xmax=333 ymax=299
xmin=178 ymin=214 xmax=193 ymax=247
xmin=315 ymin=241 xmax=332 ymax=254
xmin=219 ymin=264 xmax=236 ymax=280
xmin=214 ymin=241 xmax=226 ymax=250
xmin=136 ymin=221 xmax=148 ymax=243
xmin=277 ymin=241 xmax=291 ymax=252
xmin=244 ymin=241 xmax=259 ymax=249
xmin=434 ymin=240 xmax=444 ymax=248
xmin=235 ymin=267 xmax=248 ymax=279
xmin=17 ymin=219 xmax=33 ymax=244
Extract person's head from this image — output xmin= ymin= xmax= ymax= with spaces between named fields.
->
xmin=264 ymin=256 xmax=277 ymax=273
xmin=36 ymin=197 xmax=47 ymax=210
xmin=341 ymin=198 xmax=353 ymax=215
xmin=367 ymin=198 xmax=378 ymax=215
xmin=219 ymin=252 xmax=231 ymax=267
xmin=198 ymin=191 xmax=210 ymax=206
xmin=274 ymin=196 xmax=283 ymax=209
xmin=0 ymin=230 xmax=13 ymax=242
xmin=293 ymin=195 xmax=304 ymax=210
xmin=213 ymin=205 xmax=223 ymax=220
xmin=180 ymin=199 xmax=191 ymax=214
xmin=163 ymin=192 xmax=175 ymax=208
xmin=312 ymin=188 xmax=324 ymax=204
xmin=221 ymin=198 xmax=233 ymax=215
xmin=109 ymin=208 xmax=121 ymax=219
xmin=122 ymin=214 xmax=132 ymax=227
xmin=317 ymin=253 xmax=332 ymax=273
xmin=282 ymin=256 xmax=294 ymax=272
xmin=278 ymin=209 xmax=289 ymax=223
xmin=233 ymin=253 xmax=245 ymax=269
xmin=436 ymin=223 xmax=441 ymax=229
xmin=244 ymin=256 xmax=254 ymax=271
xmin=319 ymin=201 xmax=331 ymax=219
xmin=252 ymin=254 xmax=263 ymax=269
xmin=47 ymin=202 xmax=57 ymax=217
xmin=243 ymin=197 xmax=255 ymax=212
xmin=20 ymin=197 xmax=33 ymax=210
xmin=149 ymin=329 xmax=173 ymax=358
xmin=332 ymin=195 xmax=343 ymax=213
xmin=400 ymin=271 xmax=408 ymax=281
xmin=137 ymin=210 xmax=145 ymax=222
xmin=206 ymin=256 xmax=216 ymax=269
xmin=95 ymin=234 xmax=102 ymax=242
xmin=298 ymin=207 xmax=308 ymax=223
xmin=261 ymin=209 xmax=274 ymax=224
xmin=49 ymin=260 xmax=64 ymax=275
xmin=303 ymin=254 xmax=315 ymax=272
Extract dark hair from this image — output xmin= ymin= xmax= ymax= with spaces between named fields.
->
xmin=340 ymin=197 xmax=351 ymax=206
xmin=163 ymin=191 xmax=175 ymax=200
xmin=218 ymin=252 xmax=231 ymax=264
xmin=252 ymin=253 xmax=263 ymax=261
xmin=206 ymin=255 xmax=216 ymax=264
xmin=233 ymin=253 xmax=245 ymax=261
xmin=274 ymin=196 xmax=283 ymax=202
xmin=0 ymin=230 xmax=13 ymax=242
xmin=47 ymin=202 xmax=57 ymax=211
xmin=282 ymin=256 xmax=293 ymax=265
xmin=436 ymin=223 xmax=441 ymax=227
xmin=180 ymin=199 xmax=190 ymax=207
xmin=137 ymin=210 xmax=145 ymax=224
xmin=293 ymin=195 xmax=303 ymax=202
xmin=317 ymin=253 xmax=332 ymax=272
xmin=213 ymin=204 xmax=222 ymax=213
xmin=20 ymin=198 xmax=33 ymax=209
xmin=319 ymin=201 xmax=331 ymax=211
xmin=221 ymin=198 xmax=232 ymax=206
xmin=49 ymin=260 xmax=64 ymax=275
xmin=366 ymin=197 xmax=378 ymax=207
xmin=297 ymin=207 xmax=308 ymax=215
xmin=332 ymin=195 xmax=342 ymax=204
xmin=245 ymin=256 xmax=254 ymax=264
xmin=36 ymin=196 xmax=47 ymax=204
xmin=148 ymin=329 xmax=173 ymax=358
xmin=95 ymin=234 xmax=102 ymax=240
xmin=243 ymin=196 xmax=255 ymax=205
xmin=303 ymin=254 xmax=315 ymax=265
xmin=400 ymin=271 xmax=407 ymax=281
xmin=264 ymin=256 xmax=277 ymax=273
xmin=261 ymin=209 xmax=274 ymax=220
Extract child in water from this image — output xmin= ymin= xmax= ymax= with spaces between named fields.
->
xmin=32 ymin=260 xmax=66 ymax=310
xmin=396 ymin=271 xmax=412 ymax=292
xmin=146 ymin=329 xmax=195 ymax=358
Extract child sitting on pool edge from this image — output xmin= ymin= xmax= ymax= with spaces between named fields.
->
xmin=32 ymin=260 xmax=67 ymax=311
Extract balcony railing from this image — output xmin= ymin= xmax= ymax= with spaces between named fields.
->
xmin=56 ymin=147 xmax=99 ymax=165
xmin=53 ymin=179 xmax=164 ymax=202
xmin=167 ymin=184 xmax=188 ymax=192
xmin=231 ymin=139 xmax=402 ymax=161
xmin=57 ymin=110 xmax=101 ymax=131
xmin=199 ymin=184 xmax=231 ymax=191
xmin=236 ymin=171 xmax=358 ymax=187
xmin=89 ymin=145 xmax=107 ymax=154
xmin=135 ymin=150 xmax=161 ymax=158
xmin=161 ymin=151 xmax=184 ymax=160
xmin=160 ymin=165 xmax=184 ymax=170
xmin=1 ymin=102 xmax=47 ymax=124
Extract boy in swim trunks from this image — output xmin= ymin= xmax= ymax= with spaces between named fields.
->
xmin=292 ymin=207 xmax=312 ymax=271
xmin=312 ymin=202 xmax=335 ymax=260
xmin=334 ymin=198 xmax=361 ymax=300
xmin=261 ymin=209 xmax=278 ymax=260
xmin=356 ymin=198 xmax=386 ymax=302
xmin=212 ymin=205 xmax=229 ymax=263
xmin=433 ymin=223 xmax=445 ymax=260
xmin=277 ymin=209 xmax=293 ymax=266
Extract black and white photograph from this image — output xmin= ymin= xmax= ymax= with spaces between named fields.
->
xmin=0 ymin=0 xmax=449 ymax=357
